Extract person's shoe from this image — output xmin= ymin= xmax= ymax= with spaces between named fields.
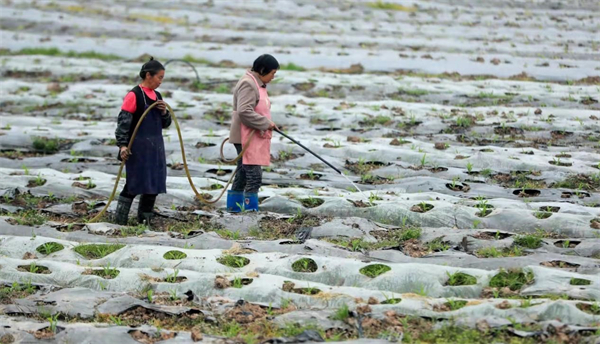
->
xmin=243 ymin=192 xmax=259 ymax=212
xmin=137 ymin=194 xmax=157 ymax=228
xmin=227 ymin=190 xmax=244 ymax=213
xmin=114 ymin=196 xmax=133 ymax=225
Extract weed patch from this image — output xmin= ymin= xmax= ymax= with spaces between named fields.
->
xmin=331 ymin=304 xmax=350 ymax=321
xmin=445 ymin=272 xmax=477 ymax=286
xmin=476 ymin=246 xmax=528 ymax=258
xmin=434 ymin=299 xmax=468 ymax=312
xmin=73 ymin=244 xmax=125 ymax=259
xmin=17 ymin=263 xmax=51 ymax=274
xmin=83 ymin=265 xmax=120 ymax=279
xmin=291 ymin=258 xmax=318 ymax=273
xmin=300 ymin=197 xmax=324 ymax=208
xmin=570 ymin=278 xmax=591 ymax=286
xmin=7 ymin=210 xmax=47 ymax=226
xmin=32 ymin=136 xmax=62 ymax=153
xmin=360 ymin=264 xmax=391 ymax=278
xmin=36 ymin=242 xmax=64 ymax=255
xmin=552 ymin=173 xmax=600 ymax=191
xmin=217 ymin=255 xmax=250 ymax=268
xmin=7 ymin=47 xmax=121 ymax=60
xmin=367 ymin=2 xmax=417 ymax=12
xmin=576 ymin=303 xmax=600 ymax=315
xmin=282 ymin=281 xmax=321 ymax=296
xmin=280 ymin=63 xmax=306 ymax=71
xmin=513 ymin=234 xmax=543 ymax=249
xmin=489 ymin=269 xmax=534 ymax=291
xmin=163 ymin=250 xmax=187 ymax=260
xmin=0 ymin=281 xmax=38 ymax=304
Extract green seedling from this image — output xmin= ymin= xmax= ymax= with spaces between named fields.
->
xmin=420 ymin=153 xmax=427 ymax=167
xmin=304 ymin=283 xmax=318 ymax=295
xmin=368 ymin=192 xmax=380 ymax=205
xmin=169 ymin=288 xmax=178 ymax=300
xmin=101 ymin=263 xmax=119 ymax=279
xmin=381 ymin=291 xmax=400 ymax=304
xmin=47 ymin=313 xmax=60 ymax=333
xmin=446 ymin=298 xmax=467 ymax=311
xmin=232 ymin=277 xmax=243 ymax=288
xmin=428 ymin=238 xmax=450 ymax=252
xmin=450 ymin=176 xmax=460 ymax=190
xmin=235 ymin=202 xmax=246 ymax=213
xmin=520 ymin=298 xmax=534 ymax=308
xmin=165 ymin=269 xmax=180 ymax=283
xmin=415 ymin=284 xmax=428 ymax=297
xmin=109 ymin=315 xmax=122 ymax=325
xmin=332 ymin=304 xmax=350 ymax=321
xmin=29 ymin=262 xmax=40 ymax=274
xmin=37 ymin=242 xmax=64 ymax=255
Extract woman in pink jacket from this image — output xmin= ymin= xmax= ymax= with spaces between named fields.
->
xmin=227 ymin=55 xmax=279 ymax=212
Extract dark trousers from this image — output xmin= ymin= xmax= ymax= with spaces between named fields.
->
xmin=120 ymin=184 xmax=157 ymax=203
xmin=231 ymin=144 xmax=262 ymax=194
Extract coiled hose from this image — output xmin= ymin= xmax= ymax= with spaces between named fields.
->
xmin=89 ymin=101 xmax=254 ymax=223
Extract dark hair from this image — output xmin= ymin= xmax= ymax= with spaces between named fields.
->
xmin=251 ymin=54 xmax=279 ymax=76
xmin=139 ymin=57 xmax=165 ymax=79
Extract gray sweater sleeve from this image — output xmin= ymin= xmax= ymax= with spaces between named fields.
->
xmin=115 ymin=110 xmax=133 ymax=147
xmin=236 ymin=81 xmax=271 ymax=131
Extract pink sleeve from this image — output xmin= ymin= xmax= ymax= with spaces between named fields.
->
xmin=121 ymin=92 xmax=136 ymax=113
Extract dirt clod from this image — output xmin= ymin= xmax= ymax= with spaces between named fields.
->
xmin=434 ymin=142 xmax=447 ymax=150
xmin=129 ymin=329 xmax=176 ymax=344
xmin=47 ymin=82 xmax=67 ymax=93
xmin=402 ymin=239 xmax=429 ymax=258
xmin=0 ymin=334 xmax=15 ymax=343
xmin=225 ymin=302 xmax=266 ymax=324
xmin=357 ymin=305 xmax=372 ymax=314
xmin=368 ymin=297 xmax=380 ymax=305
xmin=22 ymin=252 xmax=37 ymax=260
xmin=191 ymin=327 xmax=203 ymax=342
xmin=496 ymin=300 xmax=512 ymax=309
xmin=214 ymin=276 xmax=231 ymax=289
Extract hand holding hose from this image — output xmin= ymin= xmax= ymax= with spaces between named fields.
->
xmin=119 ymin=147 xmax=131 ymax=161
xmin=156 ymin=100 xmax=167 ymax=115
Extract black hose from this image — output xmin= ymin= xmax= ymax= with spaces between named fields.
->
xmin=164 ymin=59 xmax=238 ymax=86
xmin=274 ymin=128 xmax=343 ymax=175
xmin=164 ymin=59 xmax=201 ymax=84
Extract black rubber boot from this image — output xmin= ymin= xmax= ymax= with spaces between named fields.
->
xmin=137 ymin=194 xmax=157 ymax=228
xmin=114 ymin=196 xmax=133 ymax=225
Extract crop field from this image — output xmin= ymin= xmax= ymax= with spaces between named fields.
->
xmin=0 ymin=0 xmax=599 ymax=343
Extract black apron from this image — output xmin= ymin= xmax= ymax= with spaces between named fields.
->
xmin=124 ymin=89 xmax=167 ymax=195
